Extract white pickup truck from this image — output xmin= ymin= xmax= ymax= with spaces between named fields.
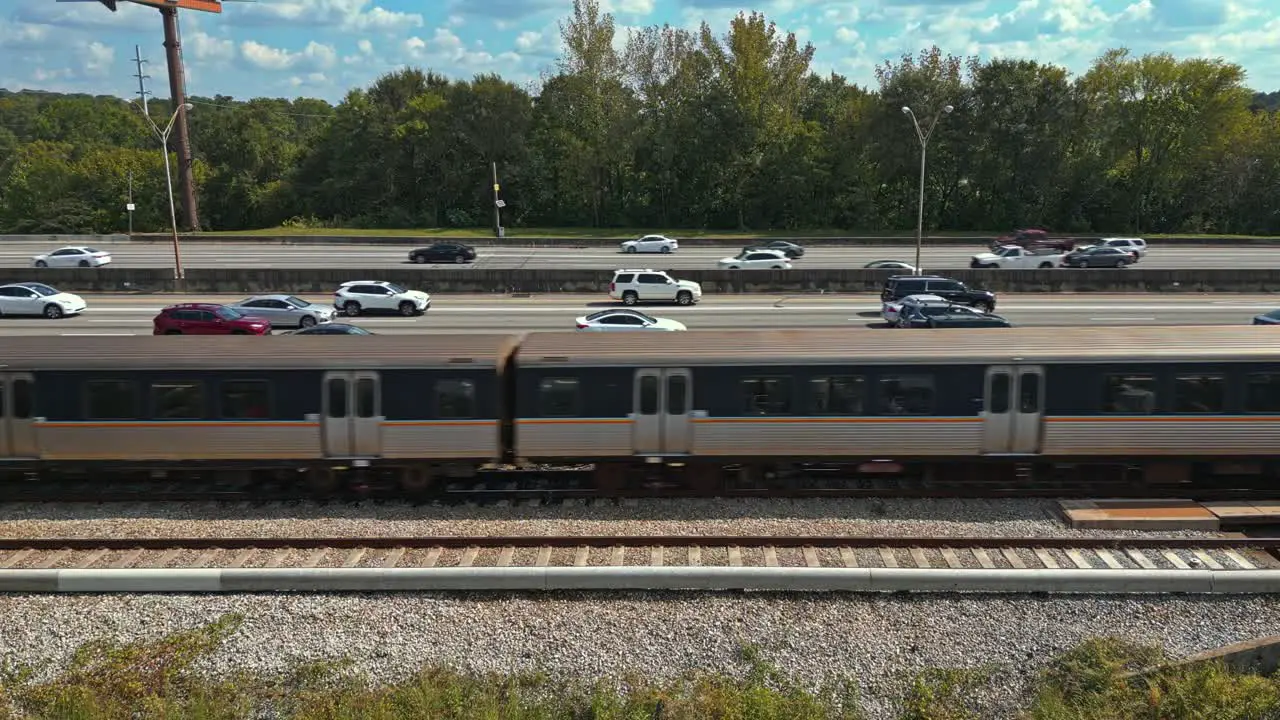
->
xmin=969 ymin=245 xmax=1065 ymax=269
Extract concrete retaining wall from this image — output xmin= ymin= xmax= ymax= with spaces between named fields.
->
xmin=3 ymin=567 xmax=1280 ymax=593
xmin=4 ymin=268 xmax=1280 ymax=294
xmin=3 ymin=233 xmax=1276 ymax=247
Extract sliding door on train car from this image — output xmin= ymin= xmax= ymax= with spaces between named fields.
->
xmin=633 ymin=369 xmax=693 ymax=455
xmin=0 ymin=373 xmax=36 ymax=458
xmin=981 ymin=365 xmax=1044 ymax=455
xmin=321 ymin=371 xmax=382 ymax=458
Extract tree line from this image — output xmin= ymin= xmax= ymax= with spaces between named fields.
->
xmin=1 ymin=0 xmax=1278 ymax=236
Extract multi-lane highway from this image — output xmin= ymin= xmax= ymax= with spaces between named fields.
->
xmin=2 ymin=241 xmax=1278 ymax=270
xmin=3 ymin=293 xmax=1273 ymax=336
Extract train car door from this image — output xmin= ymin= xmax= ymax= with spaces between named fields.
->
xmin=321 ymin=371 xmax=382 ymax=457
xmin=0 ymin=374 xmax=36 ymax=458
xmin=981 ymin=365 xmax=1043 ymax=454
xmin=632 ymin=368 xmax=694 ymax=455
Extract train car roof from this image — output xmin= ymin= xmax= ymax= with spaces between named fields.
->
xmin=515 ymin=326 xmax=1280 ymax=366
xmin=0 ymin=335 xmax=520 ymax=371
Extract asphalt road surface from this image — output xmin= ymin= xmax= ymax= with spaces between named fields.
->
xmin=1 ymin=293 xmax=1274 ymax=336
xmin=2 ymin=242 xmax=1279 ymax=270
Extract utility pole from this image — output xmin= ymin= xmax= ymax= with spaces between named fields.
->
xmin=160 ymin=6 xmax=200 ymax=231
xmin=126 ymin=170 xmax=134 ymax=235
xmin=491 ymin=161 xmax=504 ymax=238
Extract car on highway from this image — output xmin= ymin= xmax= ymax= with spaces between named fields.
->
xmin=333 ymin=281 xmax=431 ymax=317
xmin=575 ymin=308 xmax=687 ymax=332
xmin=864 ymin=260 xmax=919 ymax=272
xmin=409 ymin=243 xmax=477 ymax=264
xmin=891 ymin=296 xmax=990 ymax=328
xmin=926 ymin=313 xmax=1012 ymax=328
xmin=610 ymin=269 xmax=701 ymax=306
xmin=0 ymin=282 xmax=87 ymax=319
xmin=717 ymin=249 xmax=791 ymax=270
xmin=152 ymin=303 xmax=271 ymax=335
xmin=1097 ymin=237 xmax=1147 ymax=260
xmin=31 ymin=246 xmax=112 ymax=268
xmin=969 ymin=245 xmax=1065 ymax=269
xmin=745 ymin=240 xmax=804 ymax=258
xmin=282 ymin=323 xmax=374 ymax=335
xmin=1252 ymin=310 xmax=1280 ymax=325
xmin=228 ymin=295 xmax=335 ymax=329
xmin=1061 ymin=246 xmax=1134 ymax=268
xmin=620 ymin=235 xmax=678 ymax=254
xmin=881 ymin=275 xmax=997 ymax=319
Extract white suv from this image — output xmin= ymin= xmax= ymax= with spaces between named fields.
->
xmin=1097 ymin=237 xmax=1147 ymax=260
xmin=620 ymin=235 xmax=678 ymax=254
xmin=609 ymin=269 xmax=702 ymax=306
xmin=334 ymin=281 xmax=431 ymax=316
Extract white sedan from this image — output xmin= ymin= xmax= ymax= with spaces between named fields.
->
xmin=717 ymin=249 xmax=791 ymax=269
xmin=575 ymin=308 xmax=687 ymax=331
xmin=620 ymin=235 xmax=678 ymax=254
xmin=0 ymin=282 xmax=87 ymax=319
xmin=32 ymin=246 xmax=112 ymax=268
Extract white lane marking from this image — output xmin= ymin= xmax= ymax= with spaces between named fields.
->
xmin=1089 ymin=316 xmax=1156 ymax=321
xmin=61 ymin=332 xmax=136 ymax=336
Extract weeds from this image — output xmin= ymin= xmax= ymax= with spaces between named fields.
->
xmin=0 ymin=616 xmax=1276 ymax=720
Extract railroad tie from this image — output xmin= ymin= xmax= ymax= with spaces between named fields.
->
xmin=36 ymin=549 xmax=71 ymax=570
xmin=1223 ymin=549 xmax=1256 ymax=569
xmin=728 ymin=546 xmax=743 ymax=567
xmin=839 ymin=547 xmax=857 ymax=568
xmin=909 ymin=547 xmax=930 ymax=568
xmin=973 ymin=548 xmax=996 ymax=569
xmin=111 ymin=548 xmax=146 ymax=569
xmin=302 ymin=549 xmax=327 ymax=568
xmin=649 ymin=546 xmax=663 ymax=567
xmin=534 ymin=547 xmax=551 ymax=567
xmin=1000 ymin=548 xmax=1026 ymax=569
xmin=1064 ymin=549 xmax=1094 ymax=569
xmin=610 ymin=546 xmax=626 ymax=566
xmin=1125 ymin=549 xmax=1158 ymax=569
xmin=265 ymin=549 xmax=292 ymax=568
xmin=382 ymin=547 xmax=406 ymax=568
xmin=1190 ymin=549 xmax=1223 ymax=570
xmin=459 ymin=547 xmax=480 ymax=567
xmin=1161 ymin=550 xmax=1192 ymax=570
xmin=878 ymin=547 xmax=899 ymax=568
xmin=1033 ymin=548 xmax=1059 ymax=569
xmin=940 ymin=548 xmax=964 ymax=569
xmin=191 ymin=550 xmax=218 ymax=569
xmin=573 ymin=546 xmax=590 ymax=567
xmin=1094 ymin=549 xmax=1125 ymax=569
xmin=341 ymin=548 xmax=367 ymax=568
xmin=425 ymin=547 xmax=443 ymax=567
xmin=687 ymin=546 xmax=702 ymax=566
xmin=155 ymin=548 xmax=183 ymax=568
xmin=80 ymin=549 xmax=110 ymax=569
xmin=763 ymin=547 xmax=779 ymax=567
xmin=496 ymin=547 xmax=515 ymax=567
xmin=803 ymin=547 xmax=821 ymax=568
xmin=0 ymin=549 xmax=32 ymax=569
xmin=229 ymin=549 xmax=257 ymax=569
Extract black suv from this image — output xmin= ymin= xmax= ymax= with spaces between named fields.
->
xmin=881 ymin=275 xmax=997 ymax=312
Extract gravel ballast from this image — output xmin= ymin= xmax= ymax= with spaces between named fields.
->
xmin=0 ymin=593 xmax=1276 ymax=719
xmin=0 ymin=497 xmax=1228 ymax=539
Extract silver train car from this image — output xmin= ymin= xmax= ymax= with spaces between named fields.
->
xmin=4 ymin=326 xmax=1280 ymax=490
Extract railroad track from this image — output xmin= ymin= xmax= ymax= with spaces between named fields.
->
xmin=3 ymin=536 xmax=1278 ymax=573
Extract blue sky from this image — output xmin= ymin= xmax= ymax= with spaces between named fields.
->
xmin=1 ymin=0 xmax=1277 ymax=103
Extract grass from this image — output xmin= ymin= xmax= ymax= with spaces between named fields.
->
xmin=2 ymin=615 xmax=1279 ymax=720
xmin=183 ymin=226 xmax=1280 ymax=240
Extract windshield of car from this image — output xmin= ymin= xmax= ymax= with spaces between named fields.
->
xmin=24 ymin=284 xmax=58 ymax=296
xmin=386 ymin=283 xmax=407 ymax=294
xmin=285 ymin=296 xmax=309 ymax=307
xmin=919 ymin=305 xmax=954 ymax=316
xmin=84 ymin=248 xmax=100 ymax=253
xmin=343 ymin=326 xmax=373 ymax=335
xmin=215 ymin=307 xmax=244 ymax=320
xmin=1266 ymin=310 xmax=1280 ymax=320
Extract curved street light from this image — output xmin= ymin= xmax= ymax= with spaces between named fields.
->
xmin=902 ymin=104 xmax=953 ymax=275
xmin=129 ymin=100 xmax=192 ymax=280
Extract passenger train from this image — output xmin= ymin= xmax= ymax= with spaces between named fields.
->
xmin=2 ymin=326 xmax=1279 ymax=492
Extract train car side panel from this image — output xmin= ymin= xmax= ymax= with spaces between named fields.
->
xmin=512 ymin=366 xmax=633 ymax=459
xmin=379 ymin=369 xmax=501 ymax=460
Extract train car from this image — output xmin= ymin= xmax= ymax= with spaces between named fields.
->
xmin=0 ymin=335 xmax=519 ymax=489
xmin=511 ymin=326 xmax=1280 ymax=489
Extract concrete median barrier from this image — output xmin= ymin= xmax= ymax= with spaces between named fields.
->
xmin=2 ymin=567 xmax=1280 ymax=593
xmin=5 ymin=267 xmax=1280 ymax=294
xmin=5 ymin=233 xmax=1278 ymax=247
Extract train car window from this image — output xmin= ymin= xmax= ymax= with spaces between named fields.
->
xmin=436 ymin=379 xmax=476 ymax=419
xmin=355 ymin=378 xmax=377 ymax=418
xmin=0 ymin=382 xmax=4 ymax=417
xmin=539 ymin=378 xmax=581 ymax=417
xmin=1103 ymin=374 xmax=1156 ymax=414
xmin=989 ymin=373 xmax=1011 ymax=413
xmin=151 ymin=382 xmax=204 ymax=419
xmin=1245 ymin=374 xmax=1280 ymax=413
xmin=1173 ymin=375 xmax=1225 ymax=413
xmin=327 ymin=379 xmax=347 ymax=418
xmin=638 ymin=375 xmax=659 ymax=414
xmin=12 ymin=380 xmax=32 ymax=419
xmin=220 ymin=380 xmax=271 ymax=419
xmin=85 ymin=380 xmax=138 ymax=420
xmin=810 ymin=376 xmax=865 ymax=414
xmin=879 ymin=375 xmax=933 ymax=415
xmin=667 ymin=375 xmax=688 ymax=415
xmin=741 ymin=377 xmax=791 ymax=415
xmin=1019 ymin=373 xmax=1042 ymax=413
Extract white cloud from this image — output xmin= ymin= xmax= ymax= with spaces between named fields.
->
xmin=240 ymin=40 xmax=336 ymax=72
xmin=188 ymin=31 xmax=235 ymax=63
xmin=236 ymin=0 xmax=423 ymax=32
xmin=0 ymin=20 xmax=50 ymax=48
xmin=81 ymin=41 xmax=114 ymax=77
xmin=515 ymin=31 xmax=544 ymax=52
xmin=834 ymin=26 xmax=860 ymax=44
xmin=600 ymin=0 xmax=655 ymax=15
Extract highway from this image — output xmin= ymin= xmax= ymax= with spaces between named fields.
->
xmin=2 ymin=293 xmax=1274 ymax=336
xmin=2 ymin=241 xmax=1279 ymax=270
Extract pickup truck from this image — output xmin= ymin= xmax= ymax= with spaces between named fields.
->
xmin=970 ymin=245 xmax=1066 ymax=269
xmin=989 ymin=228 xmax=1076 ymax=252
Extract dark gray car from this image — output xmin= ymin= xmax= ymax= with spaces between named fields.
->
xmin=1062 ymin=246 xmax=1133 ymax=268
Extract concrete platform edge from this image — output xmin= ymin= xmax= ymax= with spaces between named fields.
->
xmin=2 ymin=567 xmax=1280 ymax=593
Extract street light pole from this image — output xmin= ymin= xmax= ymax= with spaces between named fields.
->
xmin=132 ymin=101 xmax=191 ymax=280
xmin=902 ymin=104 xmax=953 ymax=275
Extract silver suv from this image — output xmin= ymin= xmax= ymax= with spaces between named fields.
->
xmin=609 ymin=269 xmax=702 ymax=306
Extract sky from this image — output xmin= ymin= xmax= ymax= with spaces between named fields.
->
xmin=0 ymin=0 xmax=1277 ymax=104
